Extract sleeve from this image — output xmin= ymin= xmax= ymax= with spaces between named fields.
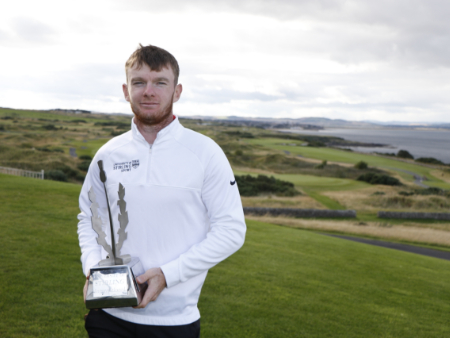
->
xmin=77 ymin=157 xmax=108 ymax=276
xmin=160 ymin=146 xmax=246 ymax=288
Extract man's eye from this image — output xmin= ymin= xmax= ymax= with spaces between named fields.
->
xmin=157 ymin=82 xmax=166 ymax=85
xmin=133 ymin=82 xmax=144 ymax=85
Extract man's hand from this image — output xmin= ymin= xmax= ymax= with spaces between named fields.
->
xmin=83 ymin=273 xmax=90 ymax=304
xmin=134 ymin=267 xmax=167 ymax=309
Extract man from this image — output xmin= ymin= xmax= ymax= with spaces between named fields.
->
xmin=77 ymin=44 xmax=246 ymax=337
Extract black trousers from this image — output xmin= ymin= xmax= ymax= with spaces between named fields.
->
xmin=85 ymin=309 xmax=200 ymax=338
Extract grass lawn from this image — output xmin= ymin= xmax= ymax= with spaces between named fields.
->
xmin=1 ymin=174 xmax=450 ymax=337
xmin=200 ymin=220 xmax=450 ymax=337
xmin=0 ymin=174 xmax=86 ymax=337
xmin=246 ymin=138 xmax=450 ymax=189
xmin=304 ymin=191 xmax=346 ymax=210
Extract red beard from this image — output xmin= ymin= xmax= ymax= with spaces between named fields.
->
xmin=131 ymin=93 xmax=174 ymax=127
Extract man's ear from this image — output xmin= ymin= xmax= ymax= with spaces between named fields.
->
xmin=122 ymin=84 xmax=130 ymax=102
xmin=173 ymin=84 xmax=183 ymax=103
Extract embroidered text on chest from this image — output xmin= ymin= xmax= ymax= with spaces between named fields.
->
xmin=113 ymin=160 xmax=140 ymax=172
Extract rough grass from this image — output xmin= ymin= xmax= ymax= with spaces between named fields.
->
xmin=0 ymin=109 xmax=132 ymax=183
xmin=245 ymin=216 xmax=450 ymax=248
xmin=324 ymin=186 xmax=450 ymax=212
xmin=241 ymin=195 xmax=325 ymax=209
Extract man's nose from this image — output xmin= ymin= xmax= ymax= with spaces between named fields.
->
xmin=143 ymin=83 xmax=156 ymax=96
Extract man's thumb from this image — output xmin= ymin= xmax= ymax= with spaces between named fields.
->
xmin=136 ymin=269 xmax=152 ymax=284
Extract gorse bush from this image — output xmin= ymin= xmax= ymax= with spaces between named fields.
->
xmin=354 ymin=161 xmax=368 ymax=169
xmin=397 ymin=150 xmax=414 ymax=159
xmin=224 ymin=131 xmax=255 ymax=138
xmin=77 ymin=161 xmax=91 ymax=172
xmin=45 ymin=170 xmax=68 ymax=182
xmin=399 ymin=191 xmax=414 ymax=196
xmin=94 ymin=121 xmax=129 ymax=128
xmin=357 ymin=173 xmax=401 ymax=186
xmin=235 ymin=175 xmax=300 ymax=197
xmin=415 ymin=157 xmax=445 ymax=165
xmin=42 ymin=124 xmax=58 ymax=131
xmin=315 ymin=160 xmax=327 ymax=169
xmin=414 ymin=187 xmax=448 ymax=196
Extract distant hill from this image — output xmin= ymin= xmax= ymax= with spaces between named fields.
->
xmin=181 ymin=115 xmax=450 ymax=130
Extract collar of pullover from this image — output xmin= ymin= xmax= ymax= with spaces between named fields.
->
xmin=130 ymin=115 xmax=181 ymax=146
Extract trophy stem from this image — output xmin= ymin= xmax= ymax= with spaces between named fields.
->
xmin=98 ymin=160 xmax=117 ymax=262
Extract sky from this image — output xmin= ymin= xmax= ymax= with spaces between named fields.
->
xmin=1 ymin=0 xmax=449 ymax=123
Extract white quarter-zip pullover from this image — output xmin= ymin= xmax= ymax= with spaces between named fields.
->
xmin=77 ymin=117 xmax=246 ymax=325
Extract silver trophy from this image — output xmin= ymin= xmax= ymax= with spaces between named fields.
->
xmin=85 ymin=160 xmax=147 ymax=309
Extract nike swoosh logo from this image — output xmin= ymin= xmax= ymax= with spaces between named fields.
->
xmin=230 ymin=180 xmax=236 ymax=185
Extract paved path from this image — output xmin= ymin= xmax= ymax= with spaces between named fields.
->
xmin=324 ymin=234 xmax=450 ymax=261
xmin=387 ymin=167 xmax=429 ymax=188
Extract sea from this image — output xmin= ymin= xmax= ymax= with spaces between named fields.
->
xmin=284 ymin=128 xmax=450 ymax=164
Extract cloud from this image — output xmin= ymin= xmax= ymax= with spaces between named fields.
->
xmin=10 ymin=17 xmax=57 ymax=45
xmin=0 ymin=62 xmax=125 ymax=100
xmin=185 ymin=88 xmax=281 ymax=104
xmin=111 ymin=0 xmax=450 ymax=69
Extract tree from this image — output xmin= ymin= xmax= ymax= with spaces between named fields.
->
xmin=397 ymin=150 xmax=414 ymax=159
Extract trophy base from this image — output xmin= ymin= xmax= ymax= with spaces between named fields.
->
xmin=85 ymin=257 xmax=147 ymax=309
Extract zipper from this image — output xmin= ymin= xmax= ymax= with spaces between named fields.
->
xmin=147 ymin=143 xmax=152 ymax=185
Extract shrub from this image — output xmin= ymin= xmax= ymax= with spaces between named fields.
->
xmin=357 ymin=173 xmax=401 ymax=186
xmin=307 ymin=141 xmax=325 ymax=147
xmin=76 ymin=172 xmax=86 ymax=182
xmin=46 ymin=162 xmax=80 ymax=179
xmin=36 ymin=147 xmax=52 ymax=152
xmin=77 ymin=161 xmax=91 ymax=172
xmin=414 ymin=187 xmax=445 ymax=196
xmin=95 ymin=121 xmax=129 ymax=128
xmin=397 ymin=150 xmax=414 ymax=159
xmin=399 ymin=191 xmax=414 ymax=196
xmin=372 ymin=191 xmax=385 ymax=196
xmin=79 ymin=155 xmax=93 ymax=161
xmin=45 ymin=170 xmax=68 ymax=182
xmin=36 ymin=147 xmax=64 ymax=153
xmin=374 ymin=152 xmax=396 ymax=157
xmin=224 ymin=131 xmax=255 ymax=138
xmin=235 ymin=150 xmax=244 ymax=156
xmin=354 ymin=161 xmax=368 ymax=169
xmin=42 ymin=124 xmax=57 ymax=131
xmin=111 ymin=130 xmax=126 ymax=136
xmin=415 ymin=157 xmax=445 ymax=165
xmin=315 ymin=160 xmax=327 ymax=169
xmin=235 ymin=175 xmax=300 ymax=197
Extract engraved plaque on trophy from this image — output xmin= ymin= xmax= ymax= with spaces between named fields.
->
xmin=85 ymin=161 xmax=147 ymax=309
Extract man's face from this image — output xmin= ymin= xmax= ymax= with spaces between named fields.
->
xmin=123 ymin=63 xmax=182 ymax=126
